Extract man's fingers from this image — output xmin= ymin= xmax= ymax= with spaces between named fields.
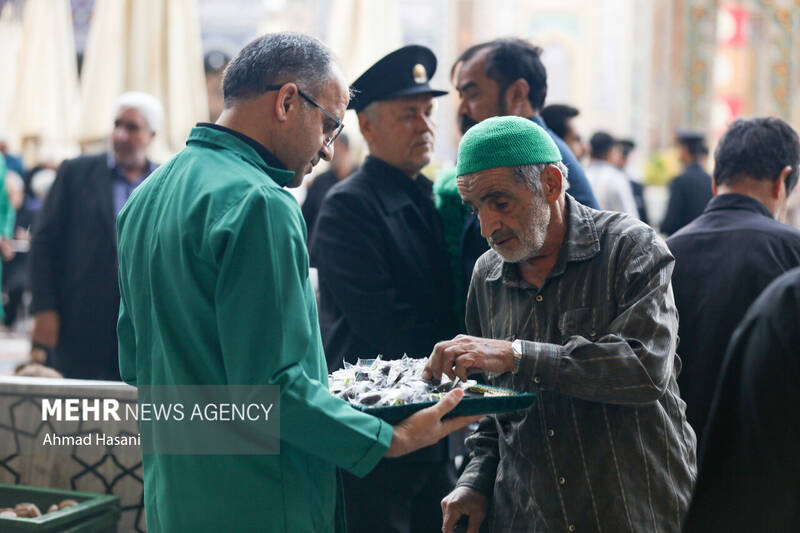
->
xmin=441 ymin=344 xmax=465 ymax=380
xmin=431 ymin=388 xmax=464 ymax=419
xmin=440 ymin=414 xmax=482 ymax=435
xmin=453 ymin=353 xmax=477 ymax=381
xmin=441 ymin=504 xmax=460 ymax=533
xmin=466 ymin=511 xmax=485 ymax=533
xmin=425 ymin=341 xmax=450 ymax=380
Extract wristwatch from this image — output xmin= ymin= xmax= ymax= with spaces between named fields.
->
xmin=511 ymin=339 xmax=523 ymax=374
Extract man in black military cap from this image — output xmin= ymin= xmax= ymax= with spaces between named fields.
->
xmin=310 ymin=45 xmax=457 ymax=532
xmin=660 ymin=129 xmax=713 ymax=235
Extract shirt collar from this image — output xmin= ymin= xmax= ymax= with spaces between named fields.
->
xmin=107 ymin=152 xmax=156 ymax=177
xmin=529 ymin=115 xmax=545 ymax=129
xmin=704 ymin=193 xmax=773 ymax=219
xmin=196 ymin=123 xmax=287 ymax=171
xmin=186 ymin=125 xmax=295 ymax=187
xmin=363 ymin=155 xmax=431 ymax=212
xmin=486 ymin=195 xmax=601 ymax=284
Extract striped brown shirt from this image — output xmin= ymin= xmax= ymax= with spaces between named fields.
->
xmin=458 ymin=195 xmax=697 ymax=533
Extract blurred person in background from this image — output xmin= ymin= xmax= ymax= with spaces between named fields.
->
xmin=668 ymin=117 xmax=800 ymax=447
xmin=452 ymin=38 xmax=599 ymax=287
xmin=29 ymin=92 xmax=162 ymax=380
xmin=2 ymin=171 xmax=32 ymax=328
xmin=682 ymin=266 xmax=800 ymax=532
xmin=301 ymin=132 xmax=355 ymax=249
xmin=585 ymin=131 xmax=639 ymax=217
xmin=616 ymin=138 xmax=650 ymax=224
xmin=660 ymin=130 xmax=712 ymax=236
xmin=0 ymin=132 xmax=25 ymax=177
xmin=0 ymin=155 xmax=14 ymax=327
xmin=540 ymin=103 xmax=586 ymax=160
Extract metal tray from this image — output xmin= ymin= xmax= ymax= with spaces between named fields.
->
xmin=351 ymin=384 xmax=536 ymax=424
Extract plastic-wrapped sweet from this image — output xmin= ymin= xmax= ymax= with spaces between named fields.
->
xmin=329 ymin=355 xmax=477 ymax=407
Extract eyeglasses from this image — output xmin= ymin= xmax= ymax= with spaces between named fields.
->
xmin=265 ymin=84 xmax=344 ymax=147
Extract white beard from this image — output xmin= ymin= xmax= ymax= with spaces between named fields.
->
xmin=492 ymin=193 xmax=551 ymax=263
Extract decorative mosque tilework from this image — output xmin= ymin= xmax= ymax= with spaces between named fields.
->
xmin=683 ymin=0 xmax=718 ymax=130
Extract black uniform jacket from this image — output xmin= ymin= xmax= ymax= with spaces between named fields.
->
xmin=30 ymin=153 xmax=123 ymax=380
xmin=661 ymin=163 xmax=713 ymax=236
xmin=311 ymin=156 xmax=455 ymax=372
xmin=667 ymin=193 xmax=800 ymax=443
xmin=683 ymin=267 xmax=800 ymax=533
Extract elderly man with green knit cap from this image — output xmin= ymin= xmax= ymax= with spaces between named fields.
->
xmin=424 ymin=116 xmax=696 ymax=533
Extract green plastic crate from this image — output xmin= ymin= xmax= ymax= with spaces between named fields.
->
xmin=353 ymin=384 xmax=537 ymax=424
xmin=0 ymin=484 xmax=120 ymax=533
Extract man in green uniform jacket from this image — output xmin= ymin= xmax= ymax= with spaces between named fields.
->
xmin=117 ymin=33 xmax=476 ymax=533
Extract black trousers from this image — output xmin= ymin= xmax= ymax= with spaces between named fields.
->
xmin=342 ymin=458 xmax=457 ymax=533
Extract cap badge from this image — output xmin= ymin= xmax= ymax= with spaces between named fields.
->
xmin=412 ymin=63 xmax=427 ymax=84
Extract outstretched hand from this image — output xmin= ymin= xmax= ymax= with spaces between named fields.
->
xmin=386 ymin=389 xmax=481 ymax=457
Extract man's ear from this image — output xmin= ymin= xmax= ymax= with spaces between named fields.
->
xmin=504 ymin=78 xmax=530 ymax=114
xmin=274 ymin=83 xmax=300 ymax=123
xmin=773 ymin=166 xmax=792 ymax=199
xmin=357 ymin=112 xmax=373 ymax=144
xmin=541 ymin=164 xmax=563 ymax=203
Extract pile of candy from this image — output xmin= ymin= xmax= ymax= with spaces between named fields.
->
xmin=329 ymin=355 xmax=477 ymax=407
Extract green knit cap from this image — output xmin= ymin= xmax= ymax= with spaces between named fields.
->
xmin=456 ymin=116 xmax=561 ymax=177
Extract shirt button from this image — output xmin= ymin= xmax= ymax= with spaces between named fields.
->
xmin=533 ymin=376 xmax=542 ymax=384
xmin=547 ymin=429 xmax=555 ymax=437
xmin=568 ymin=525 xmax=576 ymax=532
xmin=536 ymin=295 xmax=544 ymax=302
xmin=558 ymin=476 xmax=566 ymax=485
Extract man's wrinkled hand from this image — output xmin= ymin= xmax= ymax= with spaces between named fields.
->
xmin=422 ymin=334 xmax=514 ymax=382
xmin=386 ymin=389 xmax=482 ymax=458
xmin=441 ymin=486 xmax=488 ymax=533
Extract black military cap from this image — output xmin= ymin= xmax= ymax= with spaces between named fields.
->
xmin=675 ymin=129 xmax=705 ymax=143
xmin=616 ymin=138 xmax=635 ymax=157
xmin=676 ymin=129 xmax=708 ymax=155
xmin=348 ymin=45 xmax=448 ymax=112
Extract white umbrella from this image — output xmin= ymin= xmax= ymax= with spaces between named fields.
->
xmin=80 ymin=0 xmax=208 ymax=160
xmin=325 ymin=0 xmax=403 ymax=162
xmin=7 ymin=0 xmax=80 ymax=163
xmin=327 ymin=0 xmax=403 ymax=82
xmin=0 ymin=2 xmax=23 ymax=149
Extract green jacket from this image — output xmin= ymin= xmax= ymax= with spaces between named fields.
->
xmin=117 ymin=126 xmax=393 ymax=532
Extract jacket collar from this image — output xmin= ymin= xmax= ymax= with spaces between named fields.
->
xmin=486 ymin=194 xmax=601 ymax=284
xmin=704 ymin=193 xmax=773 ymax=219
xmin=363 ymin=156 xmax=430 ymax=214
xmin=186 ymin=126 xmax=295 ymax=187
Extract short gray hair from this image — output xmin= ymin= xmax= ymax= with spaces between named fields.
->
xmin=115 ymin=92 xmax=164 ymax=133
xmin=512 ymin=162 xmax=569 ymax=198
xmin=222 ymin=32 xmax=336 ymax=107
